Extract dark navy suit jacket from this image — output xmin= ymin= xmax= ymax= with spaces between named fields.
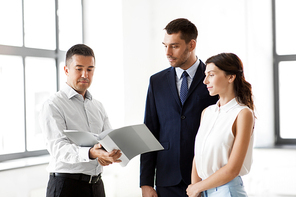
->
xmin=140 ymin=61 xmax=218 ymax=187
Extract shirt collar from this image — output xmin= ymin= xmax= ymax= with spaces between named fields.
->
xmin=175 ymin=57 xmax=200 ymax=79
xmin=61 ymin=83 xmax=92 ymax=100
xmin=214 ymin=98 xmax=240 ymax=113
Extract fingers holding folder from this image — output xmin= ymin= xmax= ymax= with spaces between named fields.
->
xmin=89 ymin=143 xmax=122 ymax=166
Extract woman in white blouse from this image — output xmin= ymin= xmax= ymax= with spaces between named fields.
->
xmin=186 ymin=53 xmax=255 ymax=197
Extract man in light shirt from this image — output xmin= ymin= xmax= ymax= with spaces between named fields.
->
xmin=40 ymin=44 xmax=121 ymax=197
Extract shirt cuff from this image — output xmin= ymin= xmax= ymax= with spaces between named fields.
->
xmin=79 ymin=147 xmax=91 ymax=162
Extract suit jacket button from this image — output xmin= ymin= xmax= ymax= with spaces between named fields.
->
xmin=181 ymin=115 xmax=186 ymax=119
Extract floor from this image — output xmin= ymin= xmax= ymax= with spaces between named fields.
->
xmin=1 ymin=148 xmax=296 ymax=197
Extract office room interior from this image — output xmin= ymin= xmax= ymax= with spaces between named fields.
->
xmin=0 ymin=0 xmax=295 ymax=196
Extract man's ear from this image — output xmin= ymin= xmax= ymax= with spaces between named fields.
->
xmin=189 ymin=39 xmax=196 ymax=52
xmin=64 ymin=65 xmax=69 ymax=76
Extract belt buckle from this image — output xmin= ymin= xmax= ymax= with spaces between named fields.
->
xmin=89 ymin=174 xmax=100 ymax=184
xmin=89 ymin=175 xmax=93 ymax=184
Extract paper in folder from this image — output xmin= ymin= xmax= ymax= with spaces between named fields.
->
xmin=63 ymin=124 xmax=164 ymax=167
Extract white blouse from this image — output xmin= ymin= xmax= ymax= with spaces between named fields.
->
xmin=194 ymin=98 xmax=254 ymax=180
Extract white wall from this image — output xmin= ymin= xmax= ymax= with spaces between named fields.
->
xmin=85 ymin=0 xmax=275 ymax=146
xmin=245 ymin=0 xmax=275 ymax=147
xmin=84 ymin=0 xmax=125 ymax=129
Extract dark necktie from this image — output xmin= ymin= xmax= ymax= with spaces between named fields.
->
xmin=180 ymin=71 xmax=189 ymax=105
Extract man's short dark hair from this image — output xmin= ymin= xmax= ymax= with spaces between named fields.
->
xmin=66 ymin=44 xmax=95 ymax=66
xmin=164 ymin=18 xmax=198 ymax=43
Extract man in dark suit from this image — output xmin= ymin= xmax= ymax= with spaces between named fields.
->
xmin=140 ymin=18 xmax=218 ymax=197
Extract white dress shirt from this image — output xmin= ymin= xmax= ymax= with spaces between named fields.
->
xmin=194 ymin=98 xmax=254 ymax=180
xmin=175 ymin=58 xmax=200 ymax=96
xmin=39 ymin=84 xmax=111 ymax=176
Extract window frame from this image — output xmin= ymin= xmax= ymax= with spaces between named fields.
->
xmin=272 ymin=0 xmax=296 ymax=145
xmin=0 ymin=0 xmax=84 ymax=162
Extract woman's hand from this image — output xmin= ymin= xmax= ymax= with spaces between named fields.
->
xmin=186 ymin=183 xmax=200 ymax=197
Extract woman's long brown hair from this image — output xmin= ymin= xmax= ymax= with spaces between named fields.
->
xmin=205 ymin=53 xmax=254 ymax=111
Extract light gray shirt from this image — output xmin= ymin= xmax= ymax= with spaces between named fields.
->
xmin=175 ymin=58 xmax=200 ymax=96
xmin=39 ymin=84 xmax=111 ymax=175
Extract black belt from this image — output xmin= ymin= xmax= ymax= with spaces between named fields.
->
xmin=50 ymin=173 xmax=101 ymax=184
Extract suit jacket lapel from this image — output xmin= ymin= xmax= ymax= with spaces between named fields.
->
xmin=187 ymin=61 xmax=206 ymax=99
xmin=167 ymin=67 xmax=182 ymax=107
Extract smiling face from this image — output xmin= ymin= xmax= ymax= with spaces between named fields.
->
xmin=65 ymin=54 xmax=95 ymax=97
xmin=203 ymin=63 xmax=235 ymax=97
xmin=162 ymin=31 xmax=196 ymax=70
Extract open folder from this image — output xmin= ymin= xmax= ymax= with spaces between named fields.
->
xmin=63 ymin=124 xmax=163 ymax=167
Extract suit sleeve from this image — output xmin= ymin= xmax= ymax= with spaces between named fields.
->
xmin=140 ymin=77 xmax=160 ymax=187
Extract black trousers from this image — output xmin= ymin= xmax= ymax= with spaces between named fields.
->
xmin=46 ymin=174 xmax=105 ymax=197
xmin=156 ymin=180 xmax=188 ymax=197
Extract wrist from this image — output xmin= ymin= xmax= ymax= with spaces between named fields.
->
xmin=195 ymin=182 xmax=202 ymax=194
xmin=89 ymin=147 xmax=96 ymax=160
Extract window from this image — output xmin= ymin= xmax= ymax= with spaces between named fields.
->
xmin=273 ymin=0 xmax=296 ymax=144
xmin=0 ymin=0 xmax=83 ymax=162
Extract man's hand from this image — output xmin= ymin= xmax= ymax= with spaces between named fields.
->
xmin=141 ymin=185 xmax=158 ymax=197
xmin=89 ymin=144 xmax=122 ymax=166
